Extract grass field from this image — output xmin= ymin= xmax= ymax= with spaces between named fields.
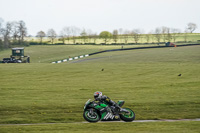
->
xmin=0 ymin=45 xmax=200 ymax=132
xmin=0 ymin=44 xmax=175 ymax=63
xmin=0 ymin=121 xmax=200 ymax=133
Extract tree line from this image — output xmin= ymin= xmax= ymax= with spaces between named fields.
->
xmin=0 ymin=18 xmax=28 ymax=49
xmin=38 ymin=23 xmax=198 ymax=45
xmin=0 ymin=17 xmax=198 ymax=49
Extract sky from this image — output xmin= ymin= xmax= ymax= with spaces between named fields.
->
xmin=0 ymin=0 xmax=199 ymax=35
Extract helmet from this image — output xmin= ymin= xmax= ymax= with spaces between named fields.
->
xmin=94 ymin=91 xmax=102 ymax=100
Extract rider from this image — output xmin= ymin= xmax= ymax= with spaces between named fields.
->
xmin=94 ymin=91 xmax=128 ymax=113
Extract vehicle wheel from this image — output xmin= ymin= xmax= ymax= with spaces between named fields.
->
xmin=120 ymin=108 xmax=135 ymax=122
xmin=83 ymin=109 xmax=100 ymax=122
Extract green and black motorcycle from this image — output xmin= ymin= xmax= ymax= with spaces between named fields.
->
xmin=83 ymin=99 xmax=135 ymax=122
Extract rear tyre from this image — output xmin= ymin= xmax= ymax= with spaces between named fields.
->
xmin=120 ymin=108 xmax=135 ymax=122
xmin=83 ymin=109 xmax=100 ymax=123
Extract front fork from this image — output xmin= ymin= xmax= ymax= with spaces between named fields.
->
xmin=89 ymin=108 xmax=94 ymax=115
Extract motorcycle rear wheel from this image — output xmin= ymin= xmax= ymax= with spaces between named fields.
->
xmin=83 ymin=109 xmax=100 ymax=122
xmin=120 ymin=108 xmax=135 ymax=122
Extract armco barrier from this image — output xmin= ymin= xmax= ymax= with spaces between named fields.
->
xmin=52 ymin=54 xmax=89 ymax=63
xmin=89 ymin=44 xmax=200 ymax=56
xmin=51 ymin=44 xmax=200 ymax=63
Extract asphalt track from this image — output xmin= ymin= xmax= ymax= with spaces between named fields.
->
xmin=70 ymin=44 xmax=200 ymax=63
xmin=0 ymin=118 xmax=199 ymax=126
xmin=88 ymin=44 xmax=200 ymax=56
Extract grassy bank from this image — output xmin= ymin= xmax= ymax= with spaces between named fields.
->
xmin=0 ymin=46 xmax=199 ymax=124
xmin=1 ymin=44 xmax=199 ymax=63
xmin=0 ymin=44 xmax=171 ymax=63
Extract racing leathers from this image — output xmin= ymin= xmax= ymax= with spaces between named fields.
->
xmin=95 ymin=95 xmax=121 ymax=113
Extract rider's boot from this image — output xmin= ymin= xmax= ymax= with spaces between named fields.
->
xmin=119 ymin=108 xmax=129 ymax=113
xmin=114 ymin=104 xmax=129 ymax=113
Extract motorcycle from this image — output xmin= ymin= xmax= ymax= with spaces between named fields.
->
xmin=83 ymin=99 xmax=135 ymax=122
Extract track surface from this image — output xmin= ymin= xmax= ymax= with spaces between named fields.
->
xmin=0 ymin=118 xmax=199 ymax=126
xmin=88 ymin=44 xmax=200 ymax=56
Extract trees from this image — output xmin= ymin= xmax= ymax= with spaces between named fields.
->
xmin=61 ymin=27 xmax=72 ymax=44
xmin=123 ymin=30 xmax=130 ymax=44
xmin=1 ymin=17 xmax=198 ymax=46
xmin=0 ymin=19 xmax=28 ymax=48
xmin=12 ymin=21 xmax=19 ymax=43
xmin=80 ymin=29 xmax=88 ymax=44
xmin=0 ymin=18 xmax=4 ymax=40
xmin=37 ymin=31 xmax=46 ymax=44
xmin=0 ymin=37 xmax=2 ymax=48
xmin=184 ymin=29 xmax=189 ymax=43
xmin=161 ymin=26 xmax=168 ymax=42
xmin=86 ymin=29 xmax=95 ymax=43
xmin=161 ymin=26 xmax=172 ymax=42
xmin=2 ymin=22 xmax=13 ymax=48
xmin=131 ymin=29 xmax=141 ymax=44
xmin=59 ymin=27 xmax=81 ymax=44
xmin=99 ymin=31 xmax=112 ymax=44
xmin=71 ymin=26 xmax=80 ymax=44
xmin=0 ymin=18 xmax=3 ymax=28
xmin=86 ymin=29 xmax=91 ymax=43
xmin=166 ymin=28 xmax=171 ymax=42
xmin=187 ymin=23 xmax=197 ymax=33
xmin=112 ymin=29 xmax=118 ymax=43
xmin=47 ymin=29 xmax=57 ymax=44
xmin=118 ymin=28 xmax=123 ymax=43
xmin=171 ymin=28 xmax=181 ymax=42
xmin=154 ymin=27 xmax=162 ymax=44
xmin=59 ymin=30 xmax=66 ymax=44
xmin=145 ymin=32 xmax=152 ymax=43
xmin=18 ymin=20 xmax=27 ymax=44
xmin=90 ymin=32 xmax=98 ymax=44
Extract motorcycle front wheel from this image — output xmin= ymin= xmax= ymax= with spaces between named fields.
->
xmin=83 ymin=109 xmax=100 ymax=122
xmin=120 ymin=108 xmax=135 ymax=122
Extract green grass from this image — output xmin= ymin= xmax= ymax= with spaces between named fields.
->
xmin=0 ymin=45 xmax=200 ymax=123
xmin=1 ymin=44 xmax=199 ymax=63
xmin=0 ymin=44 xmax=174 ymax=63
xmin=0 ymin=121 xmax=200 ymax=133
xmin=0 ymin=45 xmax=200 ymax=132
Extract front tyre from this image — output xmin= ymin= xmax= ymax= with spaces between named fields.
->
xmin=120 ymin=108 xmax=135 ymax=122
xmin=83 ymin=109 xmax=100 ymax=122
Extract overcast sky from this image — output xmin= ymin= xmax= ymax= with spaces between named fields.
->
xmin=0 ymin=0 xmax=199 ymax=35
